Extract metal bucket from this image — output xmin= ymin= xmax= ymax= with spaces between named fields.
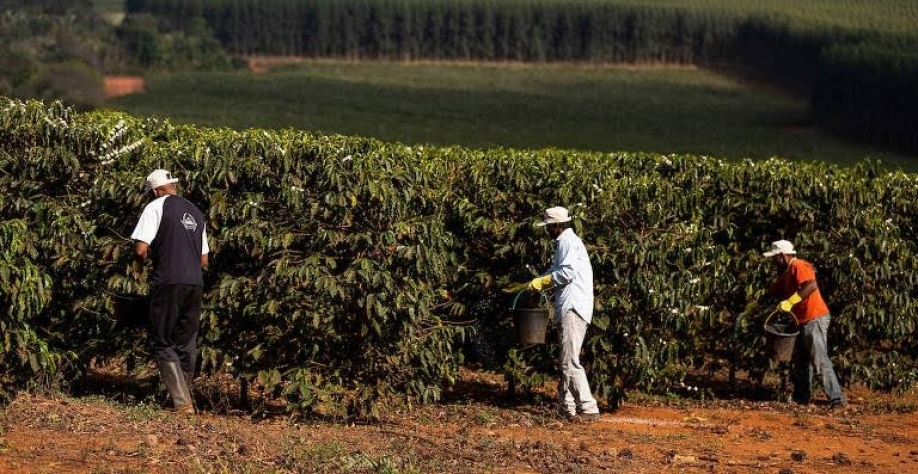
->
xmin=511 ymin=291 xmax=551 ymax=344
xmin=110 ymin=293 xmax=148 ymax=328
xmin=513 ymin=308 xmax=550 ymax=344
xmin=764 ymin=318 xmax=798 ymax=363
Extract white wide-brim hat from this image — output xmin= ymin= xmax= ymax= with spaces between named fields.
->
xmin=536 ymin=206 xmax=572 ymax=227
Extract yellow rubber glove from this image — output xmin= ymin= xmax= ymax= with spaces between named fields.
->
xmin=778 ymin=293 xmax=802 ymax=313
xmin=528 ymin=274 xmax=552 ymax=291
xmin=502 ymin=282 xmax=530 ymax=294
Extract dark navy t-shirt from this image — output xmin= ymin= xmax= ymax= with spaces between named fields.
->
xmin=131 ymin=195 xmax=208 ymax=286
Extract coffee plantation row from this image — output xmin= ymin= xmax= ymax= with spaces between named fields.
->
xmin=1 ymin=97 xmax=916 ymax=415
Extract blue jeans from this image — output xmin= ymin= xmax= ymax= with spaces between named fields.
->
xmin=792 ymin=315 xmax=845 ymax=405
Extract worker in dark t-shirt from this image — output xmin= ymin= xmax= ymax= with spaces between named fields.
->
xmin=131 ymin=169 xmax=209 ymax=414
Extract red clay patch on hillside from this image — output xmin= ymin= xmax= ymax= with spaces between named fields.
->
xmin=103 ymin=76 xmax=145 ymax=98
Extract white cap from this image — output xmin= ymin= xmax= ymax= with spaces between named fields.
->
xmin=535 ymin=206 xmax=572 ymax=227
xmin=144 ymin=169 xmax=179 ymax=191
xmin=763 ymin=239 xmax=796 ymax=257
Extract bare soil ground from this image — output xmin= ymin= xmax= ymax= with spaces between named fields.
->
xmin=103 ymin=76 xmax=145 ymax=98
xmin=1 ymin=366 xmax=916 ymax=474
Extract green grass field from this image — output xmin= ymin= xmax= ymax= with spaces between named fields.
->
xmin=107 ymin=61 xmax=916 ymax=170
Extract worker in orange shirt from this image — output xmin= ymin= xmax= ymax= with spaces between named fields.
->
xmin=757 ymin=239 xmax=848 ymax=411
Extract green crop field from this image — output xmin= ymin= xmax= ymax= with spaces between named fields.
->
xmin=107 ymin=61 xmax=915 ymax=170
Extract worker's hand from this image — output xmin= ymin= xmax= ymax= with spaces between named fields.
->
xmin=502 ymin=282 xmax=529 ymax=294
xmin=778 ymin=293 xmax=802 ymax=313
xmin=528 ymin=274 xmax=552 ymax=291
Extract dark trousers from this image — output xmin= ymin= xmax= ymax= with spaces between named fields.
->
xmin=148 ymin=283 xmax=202 ymax=375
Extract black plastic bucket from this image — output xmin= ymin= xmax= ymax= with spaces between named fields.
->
xmin=511 ymin=291 xmax=551 ymax=344
xmin=764 ymin=321 xmax=798 ymax=362
xmin=110 ymin=293 xmax=149 ymax=328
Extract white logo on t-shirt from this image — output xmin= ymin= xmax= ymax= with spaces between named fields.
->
xmin=181 ymin=213 xmax=198 ymax=231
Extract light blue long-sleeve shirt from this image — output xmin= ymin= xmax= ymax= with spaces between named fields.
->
xmin=545 ymin=228 xmax=594 ymax=324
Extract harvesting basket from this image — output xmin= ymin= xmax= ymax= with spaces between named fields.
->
xmin=511 ymin=291 xmax=551 ymax=345
xmin=763 ymin=311 xmax=799 ymax=363
xmin=110 ymin=293 xmax=148 ymax=328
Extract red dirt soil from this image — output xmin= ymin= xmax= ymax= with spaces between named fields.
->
xmin=1 ymin=367 xmax=916 ymax=473
xmin=103 ymin=76 xmax=145 ymax=99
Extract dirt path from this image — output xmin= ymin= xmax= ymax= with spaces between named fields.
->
xmin=244 ymin=55 xmax=701 ymax=74
xmin=103 ymin=76 xmax=145 ymax=98
xmin=1 ymin=370 xmax=916 ymax=473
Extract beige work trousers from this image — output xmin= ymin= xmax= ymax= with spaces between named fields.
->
xmin=557 ymin=310 xmax=599 ymax=415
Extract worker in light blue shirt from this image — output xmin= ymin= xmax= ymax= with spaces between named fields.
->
xmin=549 ymin=219 xmax=594 ymax=326
xmin=505 ymin=206 xmax=599 ymax=421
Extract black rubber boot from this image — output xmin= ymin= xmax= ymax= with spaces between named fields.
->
xmin=156 ymin=359 xmax=194 ymax=414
